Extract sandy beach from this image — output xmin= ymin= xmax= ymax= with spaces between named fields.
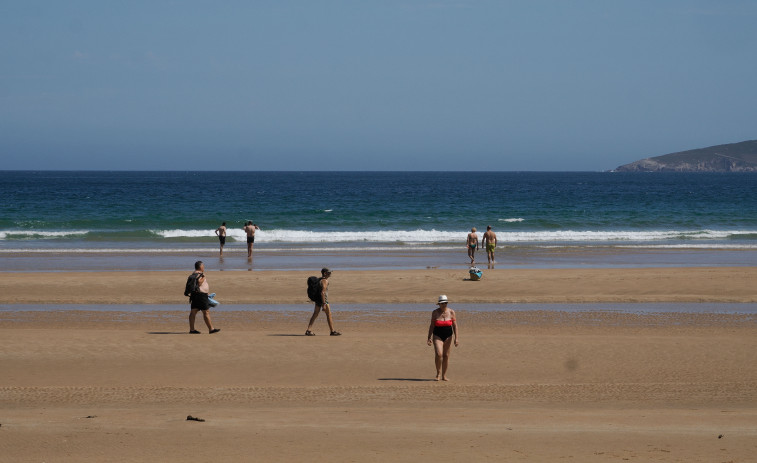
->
xmin=2 ymin=267 xmax=757 ymax=462
xmin=3 ymin=266 xmax=757 ymax=304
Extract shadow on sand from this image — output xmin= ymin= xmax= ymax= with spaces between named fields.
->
xmin=378 ymin=378 xmax=436 ymax=382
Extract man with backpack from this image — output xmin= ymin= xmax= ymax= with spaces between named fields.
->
xmin=305 ymin=268 xmax=341 ymax=336
xmin=186 ymin=261 xmax=220 ymax=334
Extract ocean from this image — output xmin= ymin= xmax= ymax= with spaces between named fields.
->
xmin=2 ymin=171 xmax=757 ymax=271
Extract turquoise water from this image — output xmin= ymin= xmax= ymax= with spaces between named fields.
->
xmin=3 ymin=171 xmax=757 ymax=251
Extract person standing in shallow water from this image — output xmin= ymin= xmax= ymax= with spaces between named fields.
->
xmin=482 ymin=225 xmax=497 ymax=265
xmin=215 ymin=222 xmax=227 ymax=256
xmin=427 ymin=295 xmax=459 ymax=381
xmin=243 ymin=221 xmax=260 ymax=258
xmin=466 ymin=227 xmax=479 ymax=265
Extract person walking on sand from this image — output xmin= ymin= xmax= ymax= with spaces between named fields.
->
xmin=215 ymin=222 xmax=227 ymax=256
xmin=305 ymin=268 xmax=341 ymax=336
xmin=482 ymin=225 xmax=497 ymax=265
xmin=243 ymin=221 xmax=260 ymax=258
xmin=427 ymin=295 xmax=459 ymax=381
xmin=466 ymin=227 xmax=479 ymax=265
xmin=188 ymin=261 xmax=220 ymax=334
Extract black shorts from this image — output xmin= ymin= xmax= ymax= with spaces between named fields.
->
xmin=190 ymin=292 xmax=210 ymax=311
xmin=218 ymin=235 xmax=226 ymax=245
xmin=247 ymin=236 xmax=254 ymax=244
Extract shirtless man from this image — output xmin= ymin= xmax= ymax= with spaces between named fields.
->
xmin=215 ymin=222 xmax=227 ymax=256
xmin=466 ymin=227 xmax=479 ymax=265
xmin=188 ymin=261 xmax=220 ymax=334
xmin=305 ymin=268 xmax=341 ymax=336
xmin=482 ymin=225 xmax=497 ymax=265
xmin=243 ymin=221 xmax=260 ymax=258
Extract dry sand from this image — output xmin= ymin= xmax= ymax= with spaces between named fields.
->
xmin=2 ymin=268 xmax=757 ymax=462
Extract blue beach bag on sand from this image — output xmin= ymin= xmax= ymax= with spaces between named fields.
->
xmin=469 ymin=267 xmax=483 ymax=281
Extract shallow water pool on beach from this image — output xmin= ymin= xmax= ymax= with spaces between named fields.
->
xmin=3 ymin=302 xmax=756 ymax=315
xmin=3 ymin=246 xmax=757 ymax=272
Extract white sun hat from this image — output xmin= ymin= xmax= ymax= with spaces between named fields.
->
xmin=437 ymin=294 xmax=449 ymax=304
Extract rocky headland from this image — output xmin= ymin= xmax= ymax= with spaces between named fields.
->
xmin=614 ymin=140 xmax=757 ymax=172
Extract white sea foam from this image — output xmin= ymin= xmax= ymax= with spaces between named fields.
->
xmin=150 ymin=228 xmax=757 ymax=244
xmin=156 ymin=229 xmax=216 ymax=239
xmin=0 ymin=230 xmax=89 ymax=240
xmin=154 ymin=228 xmax=474 ymax=243
xmin=499 ymin=218 xmax=525 ymax=223
xmin=4 ymin=228 xmax=757 ymax=246
xmin=499 ymin=230 xmax=727 ymax=242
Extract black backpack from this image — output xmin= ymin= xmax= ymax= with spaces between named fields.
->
xmin=184 ymin=273 xmax=200 ymax=297
xmin=306 ymin=276 xmax=322 ymax=301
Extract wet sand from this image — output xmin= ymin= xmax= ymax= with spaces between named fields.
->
xmin=4 ymin=246 xmax=757 ymax=272
xmin=3 ymin=267 xmax=757 ymax=304
xmin=1 ymin=267 xmax=757 ymax=462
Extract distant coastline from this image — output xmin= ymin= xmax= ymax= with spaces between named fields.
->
xmin=614 ymin=140 xmax=757 ymax=172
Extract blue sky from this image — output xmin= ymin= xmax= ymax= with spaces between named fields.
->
xmin=2 ymin=1 xmax=756 ymax=171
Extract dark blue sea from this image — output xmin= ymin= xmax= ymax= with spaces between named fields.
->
xmin=2 ymin=171 xmax=757 ymax=271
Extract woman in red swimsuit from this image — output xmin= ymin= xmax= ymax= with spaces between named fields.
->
xmin=427 ymin=294 xmax=459 ymax=381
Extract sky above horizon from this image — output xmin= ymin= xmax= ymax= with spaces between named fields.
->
xmin=2 ymin=1 xmax=756 ymax=171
